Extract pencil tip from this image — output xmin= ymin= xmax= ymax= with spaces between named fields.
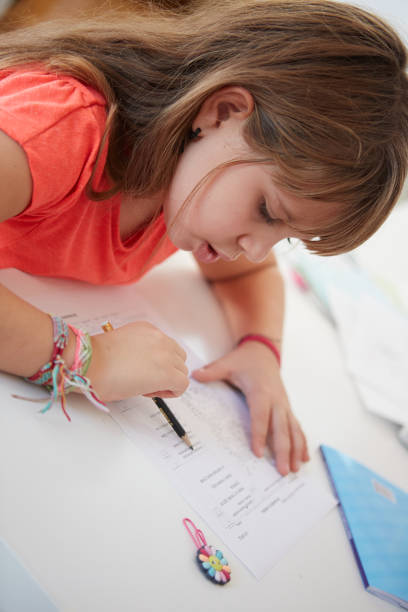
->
xmin=183 ymin=434 xmax=194 ymax=450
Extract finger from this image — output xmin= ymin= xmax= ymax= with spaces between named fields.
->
xmin=174 ymin=358 xmax=189 ymax=376
xmin=266 ymin=423 xmax=274 ymax=457
xmin=191 ymin=360 xmax=228 ymax=383
xmin=288 ymin=413 xmax=305 ymax=472
xmin=302 ymin=430 xmax=310 ymax=462
xmin=143 ymin=390 xmax=173 ymax=398
xmin=144 ymin=390 xmax=185 ymax=398
xmin=169 ymin=370 xmax=190 ymax=396
xmin=289 ymin=416 xmax=310 ymax=463
xmin=156 ymin=348 xmax=188 ymax=376
xmin=246 ymin=392 xmax=270 ymax=458
xmin=168 ymin=338 xmax=187 ymax=362
xmin=144 ymin=372 xmax=188 ymax=398
xmin=272 ymin=406 xmax=291 ymax=476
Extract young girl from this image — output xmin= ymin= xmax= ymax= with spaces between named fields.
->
xmin=0 ymin=0 xmax=407 ymax=476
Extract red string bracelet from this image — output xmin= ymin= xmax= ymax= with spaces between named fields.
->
xmin=237 ymin=333 xmax=281 ymax=367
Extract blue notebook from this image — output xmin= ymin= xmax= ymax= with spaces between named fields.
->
xmin=0 ymin=538 xmax=58 ymax=612
xmin=320 ymin=445 xmax=408 ymax=609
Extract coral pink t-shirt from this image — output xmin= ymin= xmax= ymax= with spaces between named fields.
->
xmin=0 ymin=69 xmax=177 ymax=285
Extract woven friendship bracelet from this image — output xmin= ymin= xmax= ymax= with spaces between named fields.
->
xmin=55 ymin=326 xmax=108 ymax=419
xmin=237 ymin=333 xmax=281 ymax=367
xmin=26 ymin=315 xmax=69 ymax=387
xmin=23 ymin=315 xmax=108 ymax=421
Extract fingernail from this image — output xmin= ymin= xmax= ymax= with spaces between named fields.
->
xmin=282 ymin=463 xmax=289 ymax=475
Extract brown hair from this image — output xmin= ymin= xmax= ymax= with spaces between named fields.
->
xmin=0 ymin=0 xmax=407 ymax=254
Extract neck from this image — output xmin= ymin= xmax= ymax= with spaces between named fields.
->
xmin=119 ymin=191 xmax=163 ymax=241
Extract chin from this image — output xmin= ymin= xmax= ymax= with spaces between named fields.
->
xmin=167 ymin=229 xmax=191 ymax=251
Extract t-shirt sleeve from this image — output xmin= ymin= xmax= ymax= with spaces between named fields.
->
xmin=0 ymin=70 xmax=108 ymax=217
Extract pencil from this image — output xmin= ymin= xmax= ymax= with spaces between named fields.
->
xmin=151 ymin=396 xmax=194 ymax=450
xmin=101 ymin=321 xmax=194 ymax=450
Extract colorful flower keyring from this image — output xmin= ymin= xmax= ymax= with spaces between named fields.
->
xmin=183 ymin=518 xmax=231 ymax=585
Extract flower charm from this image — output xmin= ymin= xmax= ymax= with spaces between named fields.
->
xmin=183 ymin=517 xmax=232 ymax=585
xmin=197 ymin=545 xmax=231 ymax=585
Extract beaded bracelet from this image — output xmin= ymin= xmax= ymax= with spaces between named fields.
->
xmin=24 ymin=315 xmax=108 ymax=421
xmin=237 ymin=333 xmax=281 ymax=367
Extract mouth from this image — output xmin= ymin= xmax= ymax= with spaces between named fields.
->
xmin=193 ymin=242 xmax=221 ymax=263
xmin=193 ymin=242 xmax=240 ymax=263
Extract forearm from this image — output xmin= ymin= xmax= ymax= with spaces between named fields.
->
xmin=211 ymin=263 xmax=284 ymax=348
xmin=196 ymin=253 xmax=284 ymax=350
xmin=193 ymin=255 xmax=307 ymax=474
xmin=0 ymin=283 xmax=75 ymax=377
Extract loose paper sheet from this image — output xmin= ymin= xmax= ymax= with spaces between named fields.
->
xmin=72 ymin=307 xmax=336 ymax=579
xmin=284 ymin=246 xmax=408 ymax=427
xmin=329 ymin=289 xmax=408 ymax=425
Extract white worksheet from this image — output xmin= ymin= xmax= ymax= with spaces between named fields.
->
xmin=72 ymin=307 xmax=337 ymax=579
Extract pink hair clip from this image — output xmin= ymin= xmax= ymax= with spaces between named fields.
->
xmin=183 ymin=518 xmax=231 ymax=585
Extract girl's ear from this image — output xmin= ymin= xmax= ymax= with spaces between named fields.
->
xmin=192 ymin=86 xmax=254 ymax=132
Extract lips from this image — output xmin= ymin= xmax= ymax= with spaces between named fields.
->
xmin=193 ymin=242 xmax=220 ymax=263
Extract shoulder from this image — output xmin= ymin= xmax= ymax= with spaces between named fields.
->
xmin=0 ymin=129 xmax=32 ymax=222
xmin=0 ymin=67 xmax=107 ymax=106
xmin=0 ymin=68 xmax=109 ymax=219
xmin=0 ymin=68 xmax=108 ymax=143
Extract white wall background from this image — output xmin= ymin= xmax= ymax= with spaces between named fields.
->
xmin=335 ymin=0 xmax=408 ymax=200
xmin=0 ymin=0 xmax=14 ymax=18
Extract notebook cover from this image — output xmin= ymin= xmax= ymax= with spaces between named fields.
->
xmin=0 ymin=539 xmax=58 ymax=612
xmin=320 ymin=445 xmax=408 ymax=609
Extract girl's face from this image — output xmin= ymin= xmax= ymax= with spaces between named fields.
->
xmin=163 ymin=107 xmax=339 ymax=264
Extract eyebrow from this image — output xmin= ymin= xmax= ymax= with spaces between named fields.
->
xmin=272 ymin=192 xmax=313 ymax=235
xmin=274 ymin=193 xmax=293 ymax=224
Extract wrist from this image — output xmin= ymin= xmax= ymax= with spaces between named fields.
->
xmin=84 ymin=333 xmax=106 ymax=398
xmin=61 ymin=326 xmax=76 ymax=370
xmin=237 ymin=333 xmax=281 ymax=367
xmin=23 ymin=320 xmax=108 ymax=419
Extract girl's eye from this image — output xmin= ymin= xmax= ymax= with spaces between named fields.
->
xmin=259 ymin=199 xmax=277 ymax=225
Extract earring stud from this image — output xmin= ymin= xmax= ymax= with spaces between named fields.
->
xmin=189 ymin=127 xmax=202 ymax=140
xmin=180 ymin=127 xmax=202 ymax=154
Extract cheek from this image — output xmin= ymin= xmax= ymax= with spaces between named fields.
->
xmin=163 ymin=183 xmax=188 ymax=233
xmin=164 ymin=153 xmax=207 ymax=224
xmin=197 ymin=177 xmax=247 ymax=224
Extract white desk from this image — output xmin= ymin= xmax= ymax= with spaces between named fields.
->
xmin=0 ymin=252 xmax=407 ymax=612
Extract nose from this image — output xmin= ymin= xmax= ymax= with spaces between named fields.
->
xmin=237 ymin=234 xmax=275 ymax=263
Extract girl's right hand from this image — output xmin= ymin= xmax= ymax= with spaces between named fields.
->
xmin=85 ymin=322 xmax=189 ymax=402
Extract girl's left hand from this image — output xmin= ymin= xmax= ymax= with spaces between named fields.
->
xmin=192 ymin=341 xmax=309 ymax=476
